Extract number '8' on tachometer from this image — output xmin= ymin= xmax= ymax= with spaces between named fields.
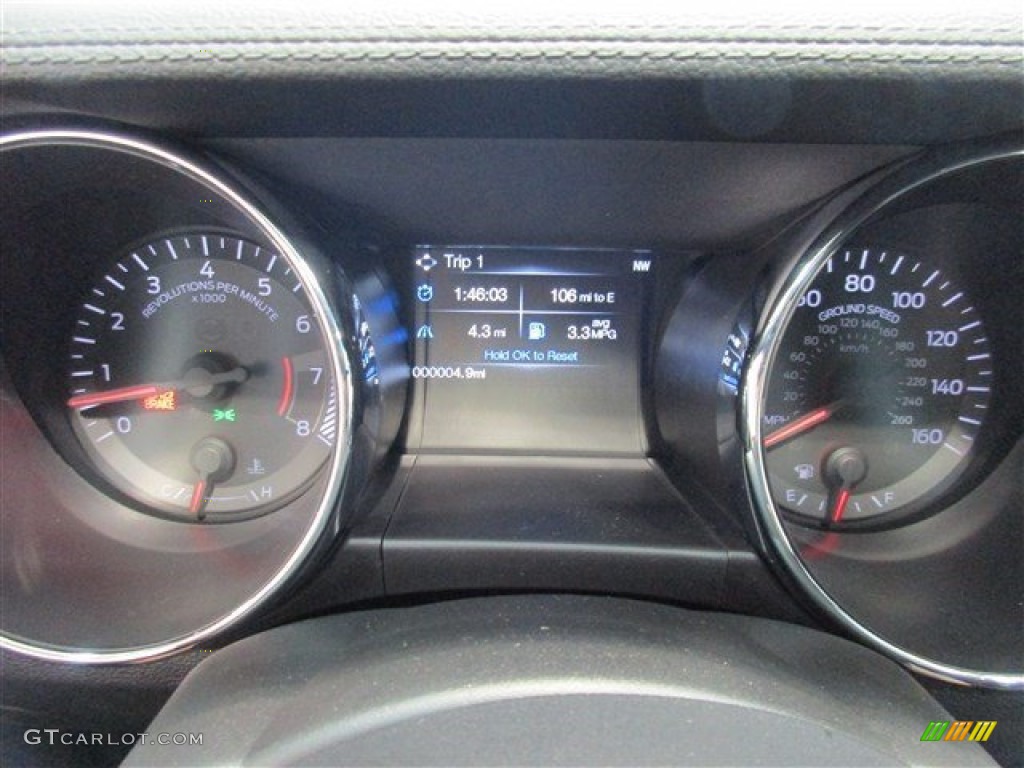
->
xmin=762 ymin=247 xmax=991 ymax=527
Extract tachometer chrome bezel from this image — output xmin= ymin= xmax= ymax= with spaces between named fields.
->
xmin=0 ymin=128 xmax=355 ymax=664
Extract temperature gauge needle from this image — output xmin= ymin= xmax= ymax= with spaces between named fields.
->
xmin=189 ymin=478 xmax=211 ymax=519
xmin=763 ymin=402 xmax=843 ymax=449
xmin=188 ymin=438 xmax=236 ymax=522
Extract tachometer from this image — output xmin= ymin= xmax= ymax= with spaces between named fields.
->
xmin=67 ymin=232 xmax=337 ymax=522
xmin=760 ymin=246 xmax=991 ymax=527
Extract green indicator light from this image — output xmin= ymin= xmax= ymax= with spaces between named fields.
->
xmin=213 ymin=408 xmax=237 ymax=422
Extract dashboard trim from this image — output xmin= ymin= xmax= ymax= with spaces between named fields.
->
xmin=5 ymin=5 xmax=1021 ymax=82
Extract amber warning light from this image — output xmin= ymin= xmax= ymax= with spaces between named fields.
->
xmin=142 ymin=390 xmax=177 ymax=411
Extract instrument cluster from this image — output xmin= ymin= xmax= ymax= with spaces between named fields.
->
xmin=0 ymin=127 xmax=1019 ymax=688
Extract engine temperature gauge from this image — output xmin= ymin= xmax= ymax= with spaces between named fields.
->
xmin=67 ymin=232 xmax=338 ymax=522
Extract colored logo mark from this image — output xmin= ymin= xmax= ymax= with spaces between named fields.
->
xmin=921 ymin=721 xmax=997 ymax=742
xmin=212 ymin=408 xmax=236 ymax=422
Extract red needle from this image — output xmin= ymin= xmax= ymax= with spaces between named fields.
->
xmin=67 ymin=366 xmax=249 ymax=410
xmin=189 ymin=479 xmax=207 ymax=515
xmin=830 ymin=487 xmax=851 ymax=525
xmin=67 ymin=384 xmax=161 ymax=409
xmin=763 ymin=405 xmax=836 ymax=449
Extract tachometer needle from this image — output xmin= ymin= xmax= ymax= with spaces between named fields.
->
xmin=67 ymin=366 xmax=249 ymax=409
xmin=67 ymin=384 xmax=162 ymax=409
xmin=763 ymin=404 xmax=840 ymax=449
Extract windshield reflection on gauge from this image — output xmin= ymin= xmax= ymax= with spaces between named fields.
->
xmin=761 ymin=246 xmax=992 ymax=528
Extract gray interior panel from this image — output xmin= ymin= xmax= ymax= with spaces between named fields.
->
xmin=126 ymin=595 xmax=993 ymax=767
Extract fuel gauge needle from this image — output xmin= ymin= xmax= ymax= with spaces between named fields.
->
xmin=828 ymin=487 xmax=852 ymax=525
xmin=823 ymin=446 xmax=867 ymax=528
xmin=763 ymin=401 xmax=844 ymax=449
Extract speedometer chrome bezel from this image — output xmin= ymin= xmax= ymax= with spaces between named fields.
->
xmin=0 ymin=128 xmax=356 ymax=664
xmin=760 ymin=243 xmax=992 ymax=529
xmin=741 ymin=141 xmax=1024 ymax=690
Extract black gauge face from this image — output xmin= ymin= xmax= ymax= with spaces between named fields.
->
xmin=67 ymin=232 xmax=338 ymax=522
xmin=762 ymin=247 xmax=992 ymax=528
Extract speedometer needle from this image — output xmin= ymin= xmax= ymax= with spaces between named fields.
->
xmin=67 ymin=367 xmax=249 ymax=409
xmin=763 ymin=402 xmax=842 ymax=449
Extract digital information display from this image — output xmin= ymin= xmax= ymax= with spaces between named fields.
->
xmin=411 ymin=246 xmax=653 ymax=453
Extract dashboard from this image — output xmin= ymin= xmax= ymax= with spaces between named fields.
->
xmin=1 ymin=4 xmax=1022 ymax=767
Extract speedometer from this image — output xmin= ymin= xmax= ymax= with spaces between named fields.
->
xmin=761 ymin=246 xmax=991 ymax=528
